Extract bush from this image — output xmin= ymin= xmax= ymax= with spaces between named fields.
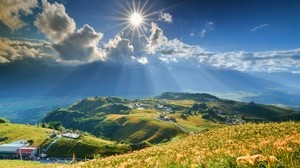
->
xmin=0 ymin=118 xmax=10 ymax=123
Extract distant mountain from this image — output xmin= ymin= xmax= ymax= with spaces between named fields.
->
xmin=243 ymin=90 xmax=300 ymax=108
xmin=0 ymin=61 xmax=284 ymax=97
xmin=156 ymin=92 xmax=219 ymax=101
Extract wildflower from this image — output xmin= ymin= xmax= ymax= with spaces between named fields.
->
xmin=236 ymin=154 xmax=265 ymax=166
xmin=236 ymin=155 xmax=255 ymax=166
xmin=252 ymin=154 xmax=265 ymax=162
xmin=267 ymin=155 xmax=277 ymax=165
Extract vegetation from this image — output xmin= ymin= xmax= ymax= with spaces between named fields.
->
xmin=42 ymin=92 xmax=300 ymax=145
xmin=69 ymin=122 xmax=300 ymax=168
xmin=106 ymin=115 xmax=182 ymax=144
xmin=0 ymin=123 xmax=131 ymax=159
xmin=0 ymin=160 xmax=43 ymax=168
xmin=0 ymin=118 xmax=10 ymax=124
xmin=46 ymin=136 xmax=130 ymax=158
xmin=0 ymin=123 xmax=53 ymax=146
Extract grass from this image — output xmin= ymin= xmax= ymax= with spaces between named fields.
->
xmin=0 ymin=123 xmax=53 ymax=146
xmin=167 ymin=100 xmax=196 ymax=107
xmin=106 ymin=115 xmax=183 ymax=143
xmin=0 ymin=160 xmax=44 ymax=168
xmin=0 ymin=123 xmax=131 ymax=159
xmin=46 ymin=136 xmax=130 ymax=158
xmin=168 ymin=113 xmax=220 ymax=132
xmin=66 ymin=121 xmax=300 ymax=168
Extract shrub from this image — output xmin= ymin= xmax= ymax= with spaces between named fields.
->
xmin=0 ymin=118 xmax=10 ymax=123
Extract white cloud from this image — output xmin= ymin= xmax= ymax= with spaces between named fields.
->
xmin=104 ymin=35 xmax=134 ymax=64
xmin=199 ymin=22 xmax=215 ymax=38
xmin=131 ymin=56 xmax=148 ymax=65
xmin=35 ymin=0 xmax=106 ymax=63
xmin=199 ymin=29 xmax=207 ymax=38
xmin=147 ymin=22 xmax=168 ymax=54
xmin=204 ymin=49 xmax=300 ymax=73
xmin=35 ymin=0 xmax=76 ymax=43
xmin=145 ymin=22 xmax=300 ymax=73
xmin=251 ymin=24 xmax=269 ymax=32
xmin=159 ymin=12 xmax=173 ymax=23
xmin=0 ymin=0 xmax=38 ymax=31
xmin=0 ymin=38 xmax=56 ymax=63
xmin=147 ymin=22 xmax=207 ymax=63
xmin=53 ymin=24 xmax=105 ymax=62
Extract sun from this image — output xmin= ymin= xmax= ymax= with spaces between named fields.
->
xmin=113 ymin=0 xmax=155 ymax=38
xmin=130 ymin=13 xmax=143 ymax=27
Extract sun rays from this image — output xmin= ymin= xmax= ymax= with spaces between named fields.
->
xmin=111 ymin=0 xmax=157 ymax=40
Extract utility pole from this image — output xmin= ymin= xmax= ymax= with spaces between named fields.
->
xmin=19 ymin=147 xmax=22 ymax=160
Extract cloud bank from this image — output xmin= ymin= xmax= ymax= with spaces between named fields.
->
xmin=1 ymin=0 xmax=300 ymax=74
xmin=0 ymin=38 xmax=55 ymax=63
xmin=53 ymin=24 xmax=105 ymax=62
xmin=35 ymin=0 xmax=76 ymax=43
xmin=0 ymin=0 xmax=38 ymax=31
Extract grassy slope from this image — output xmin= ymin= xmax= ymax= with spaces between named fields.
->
xmin=42 ymin=93 xmax=300 ymax=146
xmin=46 ymin=136 xmax=130 ymax=158
xmin=106 ymin=114 xmax=183 ymax=144
xmin=0 ymin=123 xmax=53 ymax=147
xmin=0 ymin=123 xmax=131 ymax=159
xmin=71 ymin=122 xmax=300 ymax=168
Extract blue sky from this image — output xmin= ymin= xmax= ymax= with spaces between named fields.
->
xmin=0 ymin=0 xmax=300 ymax=73
xmin=2 ymin=0 xmax=300 ymax=51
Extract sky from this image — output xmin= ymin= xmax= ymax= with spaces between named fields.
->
xmin=0 ymin=0 xmax=300 ymax=97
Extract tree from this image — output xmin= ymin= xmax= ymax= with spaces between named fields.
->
xmin=0 ymin=118 xmax=10 ymax=123
xmin=48 ymin=121 xmax=63 ymax=130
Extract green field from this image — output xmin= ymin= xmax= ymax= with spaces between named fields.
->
xmin=106 ymin=115 xmax=182 ymax=143
xmin=0 ymin=123 xmax=53 ymax=147
xmin=0 ymin=123 xmax=131 ymax=159
xmin=1 ymin=122 xmax=300 ymax=167
xmin=70 ymin=122 xmax=300 ymax=168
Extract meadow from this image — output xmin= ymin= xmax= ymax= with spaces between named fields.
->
xmin=69 ymin=122 xmax=300 ymax=168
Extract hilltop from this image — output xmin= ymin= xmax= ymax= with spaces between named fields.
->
xmin=42 ymin=92 xmax=300 ymax=145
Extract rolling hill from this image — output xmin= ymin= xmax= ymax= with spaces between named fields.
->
xmin=4 ymin=122 xmax=299 ymax=168
xmin=71 ymin=121 xmax=300 ymax=168
xmin=0 ymin=123 xmax=130 ymax=159
xmin=42 ymin=92 xmax=300 ymax=145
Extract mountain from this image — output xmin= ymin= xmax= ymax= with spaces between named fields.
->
xmin=0 ymin=61 xmax=285 ymax=97
xmin=42 ymin=92 xmax=300 ymax=144
xmin=243 ymin=90 xmax=300 ymax=108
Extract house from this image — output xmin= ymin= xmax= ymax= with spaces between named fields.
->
xmin=0 ymin=140 xmax=38 ymax=159
xmin=16 ymin=147 xmax=38 ymax=158
xmin=62 ymin=132 xmax=80 ymax=139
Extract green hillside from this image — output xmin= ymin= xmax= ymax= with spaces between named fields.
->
xmin=69 ymin=122 xmax=300 ymax=168
xmin=0 ymin=123 xmax=53 ymax=147
xmin=42 ymin=92 xmax=300 ymax=146
xmin=0 ymin=123 xmax=130 ymax=159
xmin=106 ymin=115 xmax=182 ymax=144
